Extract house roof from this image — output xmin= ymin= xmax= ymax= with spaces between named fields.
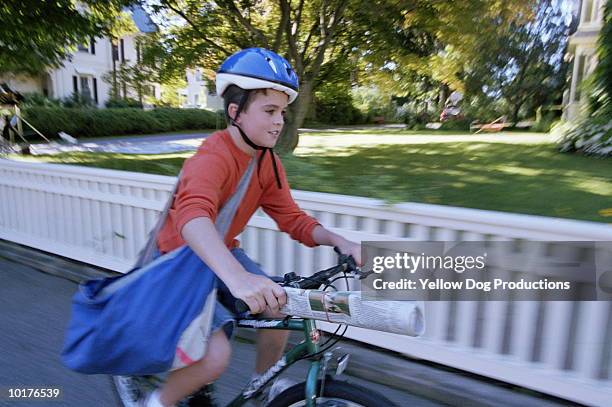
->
xmin=129 ymin=5 xmax=157 ymax=33
xmin=0 ymin=83 xmax=23 ymax=106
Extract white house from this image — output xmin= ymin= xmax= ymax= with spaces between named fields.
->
xmin=0 ymin=5 xmax=161 ymax=108
xmin=180 ymin=67 xmax=223 ymax=111
xmin=563 ymin=0 xmax=606 ymax=120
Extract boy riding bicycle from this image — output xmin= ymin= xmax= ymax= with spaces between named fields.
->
xmin=141 ymin=48 xmax=362 ymax=407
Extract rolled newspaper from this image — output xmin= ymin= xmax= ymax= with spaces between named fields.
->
xmin=280 ymin=288 xmax=425 ymax=337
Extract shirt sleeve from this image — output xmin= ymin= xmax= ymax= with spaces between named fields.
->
xmin=260 ymin=155 xmax=320 ymax=247
xmin=173 ymin=152 xmax=230 ymax=236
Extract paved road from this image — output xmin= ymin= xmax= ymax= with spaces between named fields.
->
xmin=30 ymin=132 xmax=212 ymax=155
xmin=0 ymin=257 xmax=441 ymax=407
xmin=28 ymin=127 xmax=553 ymax=156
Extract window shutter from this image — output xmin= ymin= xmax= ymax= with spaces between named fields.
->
xmin=120 ymin=39 xmax=125 ymax=62
xmin=93 ymin=78 xmax=98 ymax=104
xmin=112 ymin=41 xmax=119 ymax=61
xmin=73 ymin=76 xmax=78 ymax=94
xmin=90 ymin=38 xmax=96 ymax=55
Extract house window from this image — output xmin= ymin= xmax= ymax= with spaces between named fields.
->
xmin=72 ymin=75 xmax=98 ymax=104
xmin=77 ymin=38 xmax=96 ymax=54
xmin=205 ymin=78 xmax=216 ymax=96
xmin=80 ymin=77 xmax=91 ymax=98
xmin=573 ymin=54 xmax=587 ymax=102
xmin=594 ymin=0 xmax=603 ymax=22
xmin=193 ymin=94 xmax=199 ymax=106
xmin=144 ymin=85 xmax=156 ymax=97
xmin=195 ymin=69 xmax=202 ymax=81
xmin=582 ymin=0 xmax=595 ymax=23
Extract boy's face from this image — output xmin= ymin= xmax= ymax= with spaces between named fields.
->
xmin=234 ymin=89 xmax=289 ymax=148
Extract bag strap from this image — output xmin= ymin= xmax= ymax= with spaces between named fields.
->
xmin=133 ymin=158 xmax=257 ymax=268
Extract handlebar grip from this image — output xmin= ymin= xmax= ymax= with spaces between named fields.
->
xmin=235 ymin=299 xmax=250 ymax=314
xmin=334 ymin=246 xmax=357 ymax=270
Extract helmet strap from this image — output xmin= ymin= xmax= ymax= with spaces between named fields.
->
xmin=230 ymin=92 xmax=282 ymax=189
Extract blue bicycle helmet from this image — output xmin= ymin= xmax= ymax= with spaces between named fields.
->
xmin=216 ymin=48 xmax=299 ymax=103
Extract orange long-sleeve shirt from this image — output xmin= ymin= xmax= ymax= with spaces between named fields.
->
xmin=157 ymin=129 xmax=320 ymax=253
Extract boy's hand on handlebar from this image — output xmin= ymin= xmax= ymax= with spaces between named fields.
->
xmin=334 ymin=238 xmax=362 ymax=266
xmin=227 ymin=273 xmax=287 ymax=314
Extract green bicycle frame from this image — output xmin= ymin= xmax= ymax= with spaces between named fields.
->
xmin=227 ymin=317 xmax=322 ymax=407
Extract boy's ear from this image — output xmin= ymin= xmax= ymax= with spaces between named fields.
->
xmin=228 ymin=103 xmax=241 ymax=123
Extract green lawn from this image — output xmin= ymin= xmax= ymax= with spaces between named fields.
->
xmin=14 ymin=142 xmax=612 ymax=223
xmin=304 ymin=128 xmax=473 ymax=136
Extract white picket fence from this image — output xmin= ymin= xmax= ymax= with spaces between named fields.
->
xmin=1 ymin=158 xmax=611 ymax=406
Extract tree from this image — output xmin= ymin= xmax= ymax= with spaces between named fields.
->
xmin=461 ymin=1 xmax=570 ymax=123
xmin=159 ymin=76 xmax=188 ymax=107
xmin=104 ymin=34 xmax=160 ymax=106
xmin=147 ymin=0 xmax=355 ymax=152
xmin=589 ymin=0 xmax=612 ymax=116
xmin=0 ymin=1 xmax=137 ymax=76
xmin=108 ymin=12 xmax=140 ymax=101
xmin=104 ymin=61 xmax=157 ymax=106
xmin=352 ymin=1 xmax=535 ymax=107
xmin=147 ymin=1 xmax=539 ymax=151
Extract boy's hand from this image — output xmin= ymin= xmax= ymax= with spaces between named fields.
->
xmin=227 ymin=272 xmax=287 ymax=314
xmin=334 ymin=238 xmax=362 ymax=266
xmin=312 ymin=225 xmax=362 ymax=266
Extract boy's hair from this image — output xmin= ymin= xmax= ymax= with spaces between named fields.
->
xmin=223 ymin=85 xmax=268 ymax=123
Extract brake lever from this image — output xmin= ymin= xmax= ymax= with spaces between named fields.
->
xmin=356 ymin=269 xmax=375 ymax=280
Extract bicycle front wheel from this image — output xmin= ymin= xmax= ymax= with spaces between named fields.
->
xmin=266 ymin=379 xmax=397 ymax=407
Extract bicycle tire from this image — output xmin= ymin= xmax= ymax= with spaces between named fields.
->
xmin=266 ymin=378 xmax=397 ymax=407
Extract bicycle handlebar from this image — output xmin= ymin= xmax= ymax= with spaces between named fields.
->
xmin=234 ymin=247 xmax=360 ymax=314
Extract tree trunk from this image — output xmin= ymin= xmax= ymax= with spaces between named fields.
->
xmin=510 ymin=100 xmax=523 ymax=124
xmin=438 ymin=84 xmax=449 ymax=111
xmin=276 ymin=80 xmax=314 ymax=154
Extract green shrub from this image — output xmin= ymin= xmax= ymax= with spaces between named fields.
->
xmin=21 ymin=93 xmax=61 ymax=108
xmin=402 ymin=110 xmax=435 ymax=129
xmin=352 ymin=86 xmax=400 ymax=123
xmin=555 ymin=116 xmax=612 ymax=157
xmin=532 ymin=111 xmax=560 ymax=132
xmin=314 ymin=83 xmax=365 ymax=125
xmin=105 ymin=97 xmax=143 ymax=109
xmin=22 ymin=107 xmax=223 ymax=139
xmin=61 ymin=92 xmax=96 ymax=108
xmin=440 ymin=118 xmax=472 ymax=131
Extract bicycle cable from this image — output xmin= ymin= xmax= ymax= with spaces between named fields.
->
xmin=296 ymin=271 xmax=352 ymax=362
xmin=326 ymin=274 xmax=355 ymax=289
xmin=299 ymin=324 xmax=349 ymax=362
